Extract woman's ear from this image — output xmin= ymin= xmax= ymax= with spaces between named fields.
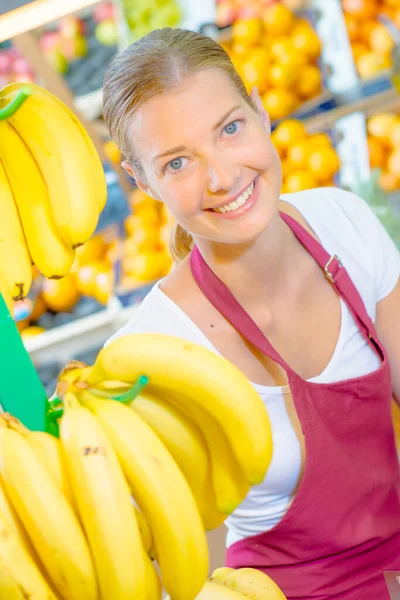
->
xmin=250 ymin=87 xmax=271 ymax=135
xmin=121 ymin=160 xmax=161 ymax=201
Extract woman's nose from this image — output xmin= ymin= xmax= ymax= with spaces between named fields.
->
xmin=207 ymin=156 xmax=240 ymax=194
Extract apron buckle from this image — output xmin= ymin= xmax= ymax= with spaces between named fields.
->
xmin=324 ymin=255 xmax=342 ymax=284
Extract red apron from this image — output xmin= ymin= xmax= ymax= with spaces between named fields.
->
xmin=190 ymin=211 xmax=400 ymax=600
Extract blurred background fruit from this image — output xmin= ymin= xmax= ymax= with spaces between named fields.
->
xmin=367 ymin=112 xmax=400 ymax=192
xmin=342 ymin=0 xmax=400 ymax=79
xmin=271 ymin=119 xmax=341 ymax=192
xmin=221 ymin=4 xmax=323 ymax=122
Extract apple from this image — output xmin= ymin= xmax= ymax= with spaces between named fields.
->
xmin=216 ymin=2 xmax=238 ymax=27
xmin=93 ymin=2 xmax=115 ymax=23
xmin=39 ymin=31 xmax=60 ymax=52
xmin=61 ymin=34 xmax=88 ymax=60
xmin=95 ymin=19 xmax=118 ymax=46
xmin=59 ymin=16 xmax=86 ymax=39
xmin=11 ymin=72 xmax=35 ymax=83
xmin=11 ymin=57 xmax=31 ymax=74
xmin=44 ymin=48 xmax=68 ymax=74
xmin=0 ymin=52 xmax=13 ymax=74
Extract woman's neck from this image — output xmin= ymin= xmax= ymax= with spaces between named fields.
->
xmin=193 ymin=211 xmax=301 ymax=309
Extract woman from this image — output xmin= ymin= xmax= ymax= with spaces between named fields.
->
xmin=103 ymin=28 xmax=400 ymax=599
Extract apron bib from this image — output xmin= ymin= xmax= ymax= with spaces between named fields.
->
xmin=190 ymin=211 xmax=400 ymax=600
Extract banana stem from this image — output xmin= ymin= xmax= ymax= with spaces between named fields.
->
xmin=114 ymin=375 xmax=149 ymax=404
xmin=0 ymin=87 xmax=31 ymax=120
xmin=88 ymin=375 xmax=149 ymax=403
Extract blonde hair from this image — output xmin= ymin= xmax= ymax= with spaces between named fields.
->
xmin=102 ymin=27 xmax=254 ymax=262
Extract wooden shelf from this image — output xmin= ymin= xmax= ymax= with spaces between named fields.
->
xmin=0 ymin=0 xmax=100 ymax=42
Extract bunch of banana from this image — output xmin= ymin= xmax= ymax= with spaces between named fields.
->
xmin=0 ymin=408 xmax=164 ymax=600
xmin=0 ymin=83 xmax=107 ymax=302
xmin=79 ymin=333 xmax=273 ymax=513
xmin=167 ymin=567 xmax=287 ymax=600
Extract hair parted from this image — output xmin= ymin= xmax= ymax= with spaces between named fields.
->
xmin=102 ymin=27 xmax=253 ymax=262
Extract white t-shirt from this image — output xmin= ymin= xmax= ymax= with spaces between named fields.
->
xmin=107 ymin=188 xmax=400 ymax=547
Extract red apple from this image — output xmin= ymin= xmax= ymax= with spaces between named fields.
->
xmin=0 ymin=52 xmax=13 ymax=74
xmin=61 ymin=34 xmax=88 ymax=61
xmin=93 ymin=2 xmax=115 ymax=23
xmin=216 ymin=2 xmax=238 ymax=27
xmin=11 ymin=57 xmax=31 ymax=74
xmin=40 ymin=31 xmax=60 ymax=52
xmin=59 ymin=16 xmax=86 ymax=39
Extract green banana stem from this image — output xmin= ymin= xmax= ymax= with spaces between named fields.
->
xmin=88 ymin=375 xmax=149 ymax=404
xmin=0 ymin=86 xmax=31 ymax=120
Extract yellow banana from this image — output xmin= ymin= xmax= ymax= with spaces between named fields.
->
xmin=2 ymin=82 xmax=107 ymax=215
xmin=223 ymin=568 xmax=287 ymax=600
xmin=0 ymin=159 xmax=32 ymax=300
xmin=0 ymin=427 xmax=97 ymax=600
xmin=210 ymin=567 xmax=235 ymax=584
xmin=0 ymin=121 xmax=75 ymax=279
xmin=132 ymin=393 xmax=231 ymax=524
xmin=0 ymin=476 xmax=34 ymax=554
xmin=80 ymin=392 xmax=209 ymax=600
xmin=143 ymin=553 xmax=162 ymax=600
xmin=134 ymin=505 xmax=153 ymax=555
xmin=60 ymin=392 xmax=147 ymax=600
xmin=87 ymin=334 xmax=273 ymax=485
xmin=0 ymin=269 xmax=14 ymax=315
xmin=0 ymin=511 xmax=57 ymax=600
xmin=1 ymin=85 xmax=104 ymax=246
xmin=28 ymin=431 xmax=76 ymax=508
xmin=166 ymin=581 xmax=248 ymax=600
xmin=3 ymin=414 xmax=75 ymax=508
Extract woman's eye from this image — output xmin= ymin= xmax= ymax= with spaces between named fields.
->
xmin=223 ymin=120 xmax=241 ymax=136
xmin=165 ymin=157 xmax=188 ymax=173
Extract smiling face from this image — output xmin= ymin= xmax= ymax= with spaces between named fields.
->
xmin=127 ymin=68 xmax=282 ymax=247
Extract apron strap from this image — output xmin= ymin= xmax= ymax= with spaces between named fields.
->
xmin=279 ymin=212 xmax=382 ymax=357
xmin=190 ymin=210 xmax=384 ymax=374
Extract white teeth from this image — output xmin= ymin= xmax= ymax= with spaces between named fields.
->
xmin=212 ymin=181 xmax=255 ymax=213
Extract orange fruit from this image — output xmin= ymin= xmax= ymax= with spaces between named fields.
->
xmin=287 ymin=139 xmax=311 ymax=169
xmin=270 ymin=37 xmax=296 ymax=61
xmin=360 ymin=18 xmax=376 ymax=45
xmin=268 ymin=61 xmax=298 ymax=88
xmin=103 ymin=140 xmax=121 ymax=165
xmin=344 ymin=14 xmax=361 ymax=43
xmin=308 ymin=147 xmax=341 ymax=182
xmin=42 ymin=275 xmax=80 ymax=312
xmin=29 ymin=293 xmax=46 ymax=322
xmin=367 ymin=136 xmax=386 ymax=168
xmin=262 ymin=3 xmax=295 ymax=36
xmin=20 ymin=326 xmax=46 ymax=341
xmin=382 ymin=0 xmax=399 ymax=7
xmin=285 ymin=170 xmax=318 ymax=192
xmin=394 ymin=9 xmax=400 ymax=29
xmin=389 ymin=120 xmax=400 ymax=149
xmin=367 ymin=113 xmax=399 ymax=143
xmin=280 ymin=158 xmax=293 ymax=179
xmin=232 ymin=18 xmax=264 ymax=47
xmin=351 ymin=42 xmax=369 ymax=63
xmin=241 ymin=48 xmax=271 ymax=93
xmin=75 ymin=260 xmax=108 ymax=297
xmin=297 ymin=64 xmax=322 ymax=98
xmin=292 ymin=22 xmax=322 ymax=61
xmin=271 ymin=119 xmax=307 ymax=151
xmin=369 ymin=23 xmax=395 ymax=56
xmin=342 ymin=0 xmax=378 ymax=19
xmin=262 ymin=88 xmax=299 ymax=121
xmin=75 ymin=235 xmax=107 ymax=265
xmin=123 ymin=250 xmax=171 ymax=282
xmin=309 ymin=132 xmax=332 ymax=148
xmin=94 ymin=270 xmax=113 ymax=305
xmin=356 ymin=52 xmax=392 ymax=78
xmin=378 ymin=170 xmax=399 ymax=192
xmin=388 ymin=150 xmax=400 ymax=177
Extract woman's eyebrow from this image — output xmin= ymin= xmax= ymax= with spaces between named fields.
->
xmin=213 ymin=105 xmax=241 ymax=130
